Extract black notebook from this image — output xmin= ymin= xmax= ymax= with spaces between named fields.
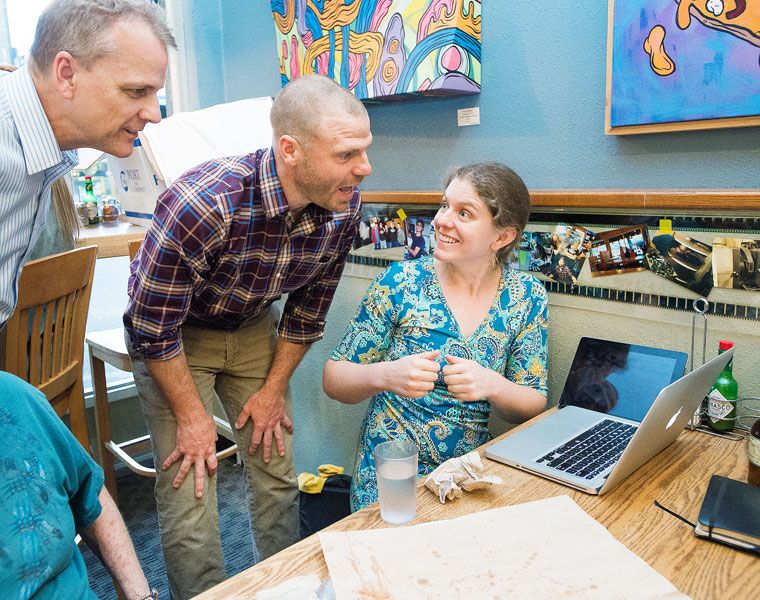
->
xmin=694 ymin=475 xmax=760 ymax=556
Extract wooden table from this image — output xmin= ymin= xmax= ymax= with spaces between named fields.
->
xmin=195 ymin=419 xmax=757 ymax=600
xmin=75 ymin=220 xmax=146 ymax=258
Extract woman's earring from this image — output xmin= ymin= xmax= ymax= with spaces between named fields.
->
xmin=490 ymin=252 xmax=500 ymax=270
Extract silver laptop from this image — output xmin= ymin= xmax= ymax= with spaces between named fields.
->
xmin=486 ymin=337 xmax=732 ymax=495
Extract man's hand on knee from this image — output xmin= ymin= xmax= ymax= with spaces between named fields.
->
xmin=235 ymin=386 xmax=294 ymax=464
xmin=162 ymin=412 xmax=218 ymax=498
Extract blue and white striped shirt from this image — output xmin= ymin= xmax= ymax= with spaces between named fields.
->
xmin=0 ymin=67 xmax=77 ymax=325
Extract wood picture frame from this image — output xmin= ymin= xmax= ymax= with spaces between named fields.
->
xmin=605 ymin=0 xmax=760 ymax=135
xmin=360 ymin=190 xmax=760 ymax=211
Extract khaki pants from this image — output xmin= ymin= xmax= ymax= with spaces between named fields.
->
xmin=128 ymin=307 xmax=299 ymax=600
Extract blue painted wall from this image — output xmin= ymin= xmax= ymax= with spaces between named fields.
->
xmin=185 ymin=2 xmax=760 ymax=475
xmin=192 ymin=1 xmax=760 ymax=190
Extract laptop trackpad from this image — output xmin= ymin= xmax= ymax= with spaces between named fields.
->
xmin=486 ymin=407 xmax=605 ymax=464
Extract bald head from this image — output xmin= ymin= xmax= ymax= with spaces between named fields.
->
xmin=270 ymin=75 xmax=368 ymax=149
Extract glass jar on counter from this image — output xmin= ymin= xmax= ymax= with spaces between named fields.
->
xmin=101 ymin=197 xmax=122 ymax=224
xmin=75 ymin=201 xmax=89 ymax=227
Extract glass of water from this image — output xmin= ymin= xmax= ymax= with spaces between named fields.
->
xmin=374 ymin=439 xmax=418 ymax=525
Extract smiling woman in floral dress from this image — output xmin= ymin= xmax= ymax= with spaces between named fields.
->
xmin=323 ymin=162 xmax=548 ymax=510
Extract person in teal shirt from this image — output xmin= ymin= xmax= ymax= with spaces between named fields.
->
xmin=0 ymin=373 xmax=152 ymax=599
xmin=324 ymin=163 xmax=548 ymax=510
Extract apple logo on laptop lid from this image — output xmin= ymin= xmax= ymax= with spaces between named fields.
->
xmin=666 ymin=407 xmax=683 ymax=429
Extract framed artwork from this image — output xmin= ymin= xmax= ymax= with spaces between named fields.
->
xmin=605 ymin=1 xmax=760 ymax=134
xmin=270 ymin=0 xmax=481 ymax=101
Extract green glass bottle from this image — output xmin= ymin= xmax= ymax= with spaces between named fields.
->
xmin=706 ymin=340 xmax=738 ymax=432
xmin=84 ymin=175 xmax=99 ymax=226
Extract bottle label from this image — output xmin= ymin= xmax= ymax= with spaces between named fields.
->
xmin=706 ymin=389 xmax=734 ymax=424
xmin=86 ymin=202 xmax=99 ymax=225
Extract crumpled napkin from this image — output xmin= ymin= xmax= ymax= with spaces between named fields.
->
xmin=424 ymin=451 xmax=502 ymax=503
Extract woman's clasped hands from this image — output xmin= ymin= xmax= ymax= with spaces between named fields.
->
xmin=382 ymin=350 xmax=440 ymax=398
xmin=382 ymin=350 xmax=493 ymax=403
xmin=442 ymin=354 xmax=495 ymax=402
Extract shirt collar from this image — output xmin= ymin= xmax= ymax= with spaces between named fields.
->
xmin=259 ymin=148 xmax=290 ymax=219
xmin=4 ymin=67 xmax=73 ymax=175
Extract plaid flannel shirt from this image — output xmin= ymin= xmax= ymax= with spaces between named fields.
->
xmin=124 ymin=148 xmax=361 ymax=360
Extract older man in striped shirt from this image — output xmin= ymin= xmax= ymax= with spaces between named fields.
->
xmin=0 ymin=0 xmax=175 ymax=327
xmin=124 ymin=74 xmax=373 ymax=599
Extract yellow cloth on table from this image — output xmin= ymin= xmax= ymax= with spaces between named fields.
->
xmin=298 ymin=464 xmax=345 ymax=494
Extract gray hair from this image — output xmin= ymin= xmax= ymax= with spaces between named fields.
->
xmin=30 ymin=0 xmax=176 ymax=72
xmin=270 ymin=74 xmax=368 ymax=148
xmin=444 ymin=162 xmax=531 ymax=264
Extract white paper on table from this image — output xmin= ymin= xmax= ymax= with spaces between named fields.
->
xmin=319 ymin=495 xmax=690 ymax=600
xmin=139 ymin=96 xmax=273 ymax=186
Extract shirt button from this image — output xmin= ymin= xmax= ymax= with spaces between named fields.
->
xmin=276 ymin=272 xmax=282 ymax=278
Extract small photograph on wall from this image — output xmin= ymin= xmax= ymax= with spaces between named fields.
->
xmin=404 ymin=217 xmax=434 ymax=260
xmin=588 ymin=225 xmax=649 ymax=277
xmin=540 ymin=225 xmax=594 ymax=285
xmin=712 ymin=237 xmax=760 ymax=291
xmin=354 ymin=206 xmax=408 ymax=261
xmin=370 ymin=216 xmax=405 ymax=250
xmin=646 ymin=232 xmax=713 ymax=296
xmin=606 ymin=1 xmax=760 ymax=134
xmin=509 ymin=232 xmax=554 ymax=273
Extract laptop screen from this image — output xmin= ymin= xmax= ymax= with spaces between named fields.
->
xmin=558 ymin=337 xmax=688 ymax=422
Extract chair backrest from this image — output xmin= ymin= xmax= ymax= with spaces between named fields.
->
xmin=2 ymin=246 xmax=98 ymax=450
xmin=128 ymin=238 xmax=142 ymax=262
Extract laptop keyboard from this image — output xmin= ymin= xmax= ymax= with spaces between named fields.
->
xmin=536 ymin=419 xmax=637 ymax=480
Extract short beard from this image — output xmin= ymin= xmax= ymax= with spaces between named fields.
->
xmin=293 ymin=162 xmax=335 ymax=204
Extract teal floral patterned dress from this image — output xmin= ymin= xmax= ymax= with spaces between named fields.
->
xmin=330 ymin=256 xmax=548 ymax=510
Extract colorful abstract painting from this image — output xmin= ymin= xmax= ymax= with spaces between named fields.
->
xmin=270 ymin=1 xmax=481 ymax=100
xmin=606 ymin=1 xmax=760 ymax=133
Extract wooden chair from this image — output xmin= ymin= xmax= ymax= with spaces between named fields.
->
xmin=87 ymin=239 xmax=237 ymax=504
xmin=2 ymin=246 xmax=98 ymax=450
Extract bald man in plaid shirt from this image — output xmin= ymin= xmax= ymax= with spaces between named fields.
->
xmin=124 ymin=75 xmax=372 ymax=600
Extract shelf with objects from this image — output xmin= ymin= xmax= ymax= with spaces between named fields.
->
xmin=71 ymin=150 xmax=148 ymax=258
